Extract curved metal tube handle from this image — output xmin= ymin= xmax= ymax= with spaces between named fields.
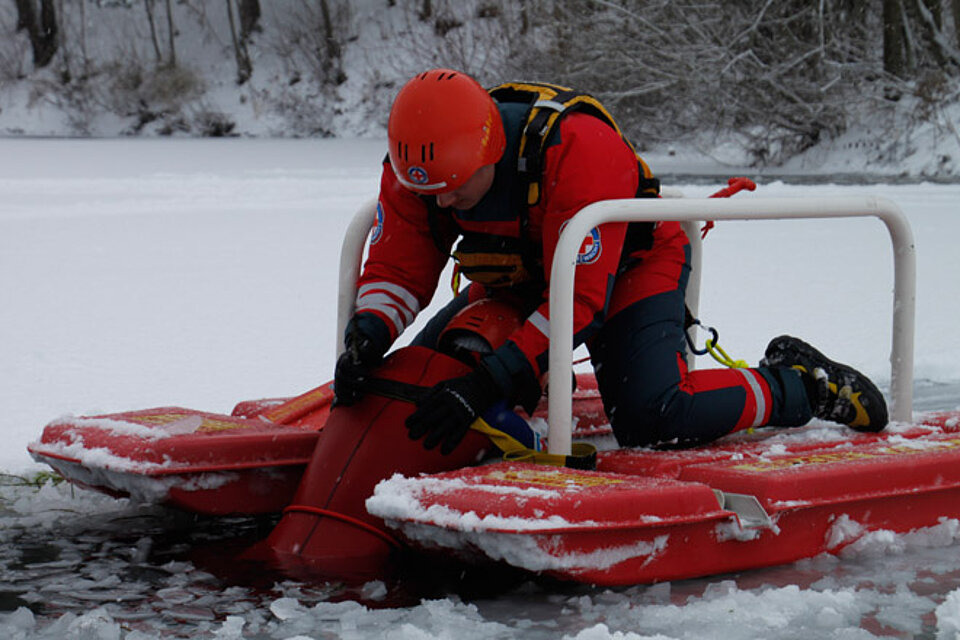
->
xmin=547 ymin=196 xmax=915 ymax=455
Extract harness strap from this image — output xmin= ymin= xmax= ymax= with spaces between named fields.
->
xmin=363 ymin=376 xmax=428 ymax=403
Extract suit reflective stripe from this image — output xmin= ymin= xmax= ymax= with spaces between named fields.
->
xmin=739 ymin=368 xmax=769 ymax=428
xmin=356 ymin=292 xmax=415 ymax=326
xmin=356 ymin=282 xmax=421 ymax=333
xmin=528 ymin=310 xmax=550 ymax=338
xmin=358 ymin=282 xmax=420 ymax=315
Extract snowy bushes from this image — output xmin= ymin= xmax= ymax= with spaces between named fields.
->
xmin=107 ymin=61 xmax=215 ymax=135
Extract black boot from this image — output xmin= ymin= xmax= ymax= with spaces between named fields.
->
xmin=761 ymin=335 xmax=888 ymax=432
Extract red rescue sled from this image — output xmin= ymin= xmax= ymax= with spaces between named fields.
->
xmin=29 ymin=357 xmax=960 ymax=586
xmin=27 ymin=192 xmax=960 ymax=587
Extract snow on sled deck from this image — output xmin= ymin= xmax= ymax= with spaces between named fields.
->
xmin=367 ymin=411 xmax=960 ymax=586
xmin=26 ymin=381 xmax=338 ymax=514
xmin=27 ymin=408 xmax=325 ymax=514
xmin=26 ymin=376 xmax=607 ymax=515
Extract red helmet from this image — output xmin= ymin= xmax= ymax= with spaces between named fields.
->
xmin=387 ymin=69 xmax=505 ymax=194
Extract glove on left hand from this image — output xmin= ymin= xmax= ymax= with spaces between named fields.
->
xmin=333 ymin=314 xmax=391 ymax=407
xmin=406 ymin=363 xmax=502 ymax=455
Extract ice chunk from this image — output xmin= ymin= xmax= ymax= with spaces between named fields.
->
xmin=936 ymin=588 xmax=960 ymax=639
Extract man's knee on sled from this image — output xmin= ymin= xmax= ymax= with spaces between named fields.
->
xmin=600 ymin=349 xmax=814 ymax=448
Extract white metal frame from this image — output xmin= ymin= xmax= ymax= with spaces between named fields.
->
xmin=337 ymin=195 xmax=916 ymax=455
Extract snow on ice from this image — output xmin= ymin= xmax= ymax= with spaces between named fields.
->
xmin=1 ymin=137 xmax=960 ymax=638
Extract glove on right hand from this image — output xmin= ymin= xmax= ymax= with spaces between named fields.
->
xmin=405 ymin=362 xmax=502 ymax=455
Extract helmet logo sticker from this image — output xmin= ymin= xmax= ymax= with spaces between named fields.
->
xmin=370 ymin=202 xmax=385 ymax=245
xmin=577 ymin=227 xmax=602 ymax=264
xmin=479 ymin=112 xmax=494 ymax=149
xmin=407 ymin=166 xmax=429 ymax=185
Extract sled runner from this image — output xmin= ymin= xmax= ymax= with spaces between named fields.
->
xmin=29 ymin=189 xmax=960 ymax=587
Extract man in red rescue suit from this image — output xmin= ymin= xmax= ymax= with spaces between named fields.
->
xmin=334 ymin=69 xmax=888 ymax=455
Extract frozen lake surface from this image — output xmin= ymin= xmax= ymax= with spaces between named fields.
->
xmin=1 ymin=138 xmax=959 ymax=639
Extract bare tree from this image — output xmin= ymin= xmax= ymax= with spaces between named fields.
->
xmin=14 ymin=0 xmax=58 ymax=68
xmin=883 ymin=0 xmax=960 ymax=77
xmin=319 ymin=0 xmax=346 ymax=84
xmin=884 ymin=0 xmax=907 ymax=77
xmin=78 ymin=0 xmax=89 ymax=76
xmin=3 ymin=0 xmax=958 ymax=152
xmin=144 ymin=0 xmax=177 ymax=67
xmin=238 ymin=0 xmax=260 ymax=40
xmin=164 ymin=0 xmax=176 ymax=67
xmin=509 ymin=0 xmax=879 ymax=164
xmin=144 ymin=0 xmax=164 ymax=65
xmin=909 ymin=0 xmax=960 ymax=69
xmin=270 ymin=0 xmax=348 ymax=87
xmin=953 ymin=0 xmax=960 ymax=46
xmin=226 ymin=0 xmax=252 ymax=84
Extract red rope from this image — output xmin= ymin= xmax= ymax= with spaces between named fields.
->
xmin=282 ymin=505 xmax=402 ymax=548
xmin=701 ymin=177 xmax=757 ymax=238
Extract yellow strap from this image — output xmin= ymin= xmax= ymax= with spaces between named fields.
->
xmin=450 ymin=264 xmax=462 ymax=296
xmin=502 ymin=442 xmax=598 ymax=468
xmin=470 ymin=418 xmax=597 ymax=469
xmin=469 ymin=417 xmax=531 ymax=453
xmin=705 ymin=339 xmax=749 ymax=369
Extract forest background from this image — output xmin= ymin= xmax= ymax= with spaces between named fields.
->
xmin=3 ymin=0 xmax=960 ymax=177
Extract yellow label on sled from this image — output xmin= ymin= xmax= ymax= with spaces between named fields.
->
xmin=196 ymin=418 xmax=252 ymax=432
xmin=730 ymin=437 xmax=960 ymax=472
xmin=130 ymin=412 xmax=250 ymax=433
xmin=486 ymin=467 xmax=624 ymax=489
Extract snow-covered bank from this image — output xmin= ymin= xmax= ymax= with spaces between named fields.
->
xmin=3 ymin=0 xmax=960 ymax=179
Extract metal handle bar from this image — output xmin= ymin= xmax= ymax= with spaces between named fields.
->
xmin=547 ymin=196 xmax=915 ymax=454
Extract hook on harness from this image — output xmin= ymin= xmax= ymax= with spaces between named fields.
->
xmin=685 ymin=319 xmax=749 ymax=369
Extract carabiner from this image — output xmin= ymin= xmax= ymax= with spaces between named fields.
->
xmin=685 ymin=319 xmax=719 ymax=357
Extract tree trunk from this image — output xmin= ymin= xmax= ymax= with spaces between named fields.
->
xmin=79 ymin=0 xmax=89 ymax=76
xmin=953 ymin=0 xmax=960 ymax=47
xmin=14 ymin=0 xmax=31 ymax=32
xmin=54 ymin=0 xmax=70 ymax=80
xmin=37 ymin=0 xmax=56 ymax=66
xmin=238 ymin=0 xmax=260 ymax=40
xmin=909 ymin=0 xmax=956 ymax=68
xmin=883 ymin=0 xmax=907 ymax=76
xmin=165 ymin=0 xmax=177 ymax=67
xmin=922 ymin=0 xmax=942 ymax=29
xmin=144 ymin=0 xmax=164 ymax=65
xmin=226 ymin=0 xmax=253 ymax=84
xmin=13 ymin=0 xmax=59 ymax=68
xmin=319 ymin=0 xmax=346 ymax=84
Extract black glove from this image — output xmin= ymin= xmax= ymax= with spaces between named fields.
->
xmin=406 ymin=363 xmax=502 ymax=455
xmin=333 ymin=314 xmax=391 ymax=406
